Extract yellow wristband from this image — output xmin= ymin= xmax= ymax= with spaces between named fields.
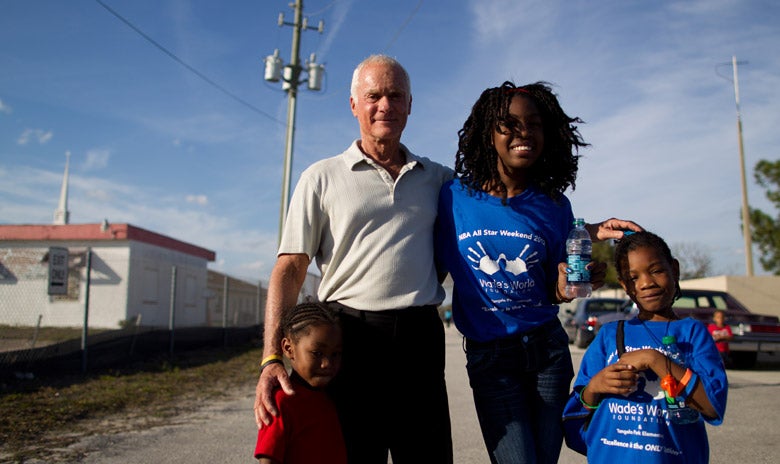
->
xmin=260 ymin=354 xmax=283 ymax=367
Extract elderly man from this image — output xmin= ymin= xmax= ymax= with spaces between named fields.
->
xmin=254 ymin=55 xmax=453 ymax=463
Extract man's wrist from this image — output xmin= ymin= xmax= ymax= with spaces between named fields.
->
xmin=259 ymin=354 xmax=284 ymax=373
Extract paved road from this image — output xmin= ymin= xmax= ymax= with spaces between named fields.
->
xmin=59 ymin=324 xmax=779 ymax=463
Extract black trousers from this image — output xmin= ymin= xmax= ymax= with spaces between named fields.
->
xmin=327 ymin=303 xmax=453 ymax=464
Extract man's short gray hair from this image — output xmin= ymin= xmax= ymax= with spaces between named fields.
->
xmin=350 ymin=55 xmax=411 ymax=100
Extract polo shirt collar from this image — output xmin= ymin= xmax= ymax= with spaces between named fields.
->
xmin=343 ymin=139 xmax=428 ymax=170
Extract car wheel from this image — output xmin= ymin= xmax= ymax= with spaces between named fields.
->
xmin=730 ymin=351 xmax=757 ymax=369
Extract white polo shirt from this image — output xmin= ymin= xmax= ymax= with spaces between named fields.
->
xmin=279 ymin=140 xmax=453 ymax=310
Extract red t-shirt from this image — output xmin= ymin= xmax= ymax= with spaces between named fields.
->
xmin=707 ymin=323 xmax=733 ymax=353
xmin=254 ymin=374 xmax=346 ymax=464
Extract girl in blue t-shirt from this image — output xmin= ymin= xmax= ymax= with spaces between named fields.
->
xmin=567 ymin=231 xmax=727 ymax=463
xmin=435 ymin=81 xmax=641 ymax=464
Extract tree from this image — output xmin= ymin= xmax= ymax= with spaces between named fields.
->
xmin=748 ymin=159 xmax=780 ymax=274
xmin=592 ymin=241 xmax=619 ymax=287
xmin=671 ymin=242 xmax=713 ymax=280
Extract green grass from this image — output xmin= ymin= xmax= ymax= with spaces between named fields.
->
xmin=0 ymin=344 xmax=263 ymax=463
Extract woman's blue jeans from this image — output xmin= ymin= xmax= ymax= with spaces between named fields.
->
xmin=465 ymin=320 xmax=574 ymax=464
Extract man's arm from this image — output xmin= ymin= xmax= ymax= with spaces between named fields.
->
xmin=254 ymin=253 xmax=310 ymax=428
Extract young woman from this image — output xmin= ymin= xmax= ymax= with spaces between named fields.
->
xmin=567 ymin=231 xmax=728 ymax=463
xmin=254 ymin=302 xmax=345 ymax=464
xmin=435 ymin=81 xmax=640 ymax=464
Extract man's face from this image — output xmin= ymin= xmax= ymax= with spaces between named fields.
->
xmin=350 ymin=63 xmax=411 ymax=144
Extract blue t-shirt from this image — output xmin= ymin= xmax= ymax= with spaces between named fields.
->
xmin=571 ymin=317 xmax=728 ymax=464
xmin=434 ymin=179 xmax=573 ymax=342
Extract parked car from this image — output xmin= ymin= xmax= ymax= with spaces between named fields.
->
xmin=560 ymin=297 xmax=632 ymax=348
xmin=563 ymin=289 xmax=780 ymax=368
xmin=673 ymin=289 xmax=780 ymax=368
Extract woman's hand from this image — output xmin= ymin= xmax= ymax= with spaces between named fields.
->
xmin=585 ymin=218 xmax=643 ymax=242
xmin=555 ymin=260 xmax=607 ymax=300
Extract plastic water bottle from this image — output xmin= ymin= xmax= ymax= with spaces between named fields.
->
xmin=662 ymin=335 xmax=700 ymax=424
xmin=662 ymin=335 xmax=685 ymax=367
xmin=565 ymin=218 xmax=592 ymax=299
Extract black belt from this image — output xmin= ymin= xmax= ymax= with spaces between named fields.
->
xmin=327 ymin=301 xmax=437 ymax=320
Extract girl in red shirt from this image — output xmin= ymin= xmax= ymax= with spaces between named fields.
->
xmin=254 ymin=302 xmax=346 ymax=464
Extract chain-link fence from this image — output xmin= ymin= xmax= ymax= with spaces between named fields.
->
xmin=0 ymin=244 xmax=310 ymax=375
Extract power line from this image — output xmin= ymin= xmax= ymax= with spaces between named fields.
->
xmin=307 ymin=0 xmax=338 ymax=17
xmin=94 ymin=0 xmax=284 ymax=126
xmin=383 ymin=0 xmax=424 ymax=52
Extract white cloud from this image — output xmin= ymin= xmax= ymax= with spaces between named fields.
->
xmin=470 ymin=0 xmax=557 ymax=46
xmin=0 ymin=98 xmax=11 ymax=114
xmin=186 ymin=194 xmax=208 ymax=206
xmin=17 ymin=128 xmax=53 ymax=145
xmin=86 ymin=189 xmax=113 ymax=202
xmin=83 ymin=148 xmax=111 ymax=171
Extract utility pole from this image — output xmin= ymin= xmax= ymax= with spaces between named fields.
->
xmin=716 ymin=56 xmax=754 ymax=276
xmin=264 ymin=0 xmax=324 ymax=244
xmin=732 ymin=56 xmax=754 ymax=276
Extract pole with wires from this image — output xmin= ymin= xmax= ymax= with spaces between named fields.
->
xmin=731 ymin=56 xmax=754 ymax=276
xmin=264 ymin=0 xmax=325 ymax=244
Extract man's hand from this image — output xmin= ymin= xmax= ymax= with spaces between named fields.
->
xmin=254 ymin=362 xmax=295 ymax=428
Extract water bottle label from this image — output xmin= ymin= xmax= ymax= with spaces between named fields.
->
xmin=566 ymin=254 xmax=591 ymax=283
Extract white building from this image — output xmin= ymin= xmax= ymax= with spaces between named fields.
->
xmin=0 ymin=223 xmax=216 ymax=329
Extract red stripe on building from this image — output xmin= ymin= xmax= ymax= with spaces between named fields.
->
xmin=0 ymin=224 xmax=215 ymax=261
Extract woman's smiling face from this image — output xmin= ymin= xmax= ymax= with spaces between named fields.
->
xmin=493 ymin=94 xmax=545 ymax=179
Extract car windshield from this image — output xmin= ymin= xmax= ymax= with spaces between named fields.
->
xmin=673 ymin=294 xmax=729 ymax=310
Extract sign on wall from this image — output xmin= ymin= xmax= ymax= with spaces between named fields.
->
xmin=48 ymin=246 xmax=69 ymax=295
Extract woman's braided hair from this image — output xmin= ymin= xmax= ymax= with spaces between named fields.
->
xmin=455 ymin=81 xmax=587 ymax=201
xmin=281 ymin=301 xmax=340 ymax=342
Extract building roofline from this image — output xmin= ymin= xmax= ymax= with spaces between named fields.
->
xmin=0 ymin=223 xmax=216 ymax=261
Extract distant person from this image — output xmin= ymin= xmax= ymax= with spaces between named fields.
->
xmin=254 ymin=302 xmax=345 ymax=464
xmin=444 ymin=308 xmax=453 ymax=328
xmin=708 ymin=309 xmax=733 ymax=367
xmin=435 ymin=80 xmax=641 ymax=464
xmin=565 ymin=231 xmax=728 ymax=463
xmin=254 ymin=54 xmax=453 ymax=463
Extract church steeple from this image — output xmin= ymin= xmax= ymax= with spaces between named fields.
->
xmin=53 ymin=151 xmax=71 ymax=225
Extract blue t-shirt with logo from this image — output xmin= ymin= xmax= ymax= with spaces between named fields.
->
xmin=571 ymin=317 xmax=728 ymax=463
xmin=435 ymin=178 xmax=573 ymax=342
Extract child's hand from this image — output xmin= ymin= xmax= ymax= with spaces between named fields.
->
xmin=588 ymin=363 xmax=639 ymax=397
xmin=619 ymin=349 xmax=665 ymax=373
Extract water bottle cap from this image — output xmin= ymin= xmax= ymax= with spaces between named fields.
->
xmin=662 ymin=335 xmax=676 ymax=345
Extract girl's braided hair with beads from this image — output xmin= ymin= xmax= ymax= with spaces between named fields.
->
xmin=281 ymin=301 xmax=340 ymax=342
xmin=455 ymin=81 xmax=587 ymax=201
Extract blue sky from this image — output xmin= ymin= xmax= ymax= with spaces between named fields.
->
xmin=1 ymin=0 xmax=778 ymax=282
